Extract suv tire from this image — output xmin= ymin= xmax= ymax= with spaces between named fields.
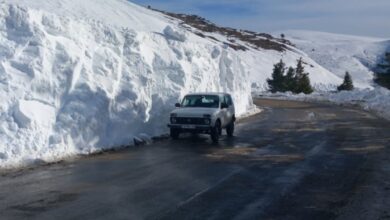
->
xmin=226 ymin=120 xmax=235 ymax=137
xmin=170 ymin=128 xmax=180 ymax=139
xmin=211 ymin=120 xmax=221 ymax=143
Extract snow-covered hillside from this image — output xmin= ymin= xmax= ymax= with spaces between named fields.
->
xmin=0 ymin=0 xmax=344 ymax=168
xmin=282 ymin=30 xmax=390 ymax=89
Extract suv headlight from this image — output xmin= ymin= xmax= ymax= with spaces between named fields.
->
xmin=204 ymin=118 xmax=211 ymax=125
xmin=171 ymin=117 xmax=177 ymax=124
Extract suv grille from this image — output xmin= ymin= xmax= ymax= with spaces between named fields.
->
xmin=175 ymin=117 xmax=206 ymax=125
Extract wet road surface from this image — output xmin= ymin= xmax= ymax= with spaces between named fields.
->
xmin=1 ymin=99 xmax=390 ymax=220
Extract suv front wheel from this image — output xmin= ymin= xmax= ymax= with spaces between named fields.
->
xmin=170 ymin=128 xmax=180 ymax=139
xmin=211 ymin=120 xmax=221 ymax=143
xmin=226 ymin=120 xmax=235 ymax=137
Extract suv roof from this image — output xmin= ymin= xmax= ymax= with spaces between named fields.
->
xmin=186 ymin=92 xmax=231 ymax=96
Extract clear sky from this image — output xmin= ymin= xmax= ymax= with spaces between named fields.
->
xmin=130 ymin=0 xmax=390 ymax=38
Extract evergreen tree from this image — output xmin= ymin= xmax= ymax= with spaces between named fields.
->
xmin=378 ymin=52 xmax=390 ymax=73
xmin=294 ymin=58 xmax=313 ymax=94
xmin=295 ymin=57 xmax=305 ymax=76
xmin=267 ymin=59 xmax=287 ymax=93
xmin=285 ymin=67 xmax=296 ymax=91
xmin=337 ymin=71 xmax=354 ymax=91
xmin=375 ymin=53 xmax=390 ymax=89
xmin=295 ymin=74 xmax=313 ymax=94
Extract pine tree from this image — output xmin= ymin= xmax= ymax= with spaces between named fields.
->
xmin=293 ymin=58 xmax=313 ymax=94
xmin=295 ymin=57 xmax=305 ymax=76
xmin=285 ymin=67 xmax=296 ymax=91
xmin=267 ymin=59 xmax=287 ymax=93
xmin=375 ymin=53 xmax=390 ymax=89
xmin=337 ymin=71 xmax=354 ymax=91
xmin=378 ymin=52 xmax=390 ymax=73
xmin=297 ymin=74 xmax=314 ymax=94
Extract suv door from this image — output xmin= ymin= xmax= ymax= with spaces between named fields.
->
xmin=225 ymin=95 xmax=234 ymax=124
xmin=218 ymin=95 xmax=226 ymax=127
xmin=221 ymin=95 xmax=232 ymax=127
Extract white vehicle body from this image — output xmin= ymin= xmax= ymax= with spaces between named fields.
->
xmin=168 ymin=93 xmax=236 ymax=142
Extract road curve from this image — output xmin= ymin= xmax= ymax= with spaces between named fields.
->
xmin=0 ymin=99 xmax=390 ymax=220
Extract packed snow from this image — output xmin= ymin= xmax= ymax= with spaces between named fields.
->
xmin=0 ymin=0 xmax=376 ymax=168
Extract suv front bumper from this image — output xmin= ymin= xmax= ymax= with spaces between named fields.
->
xmin=168 ymin=124 xmax=212 ymax=133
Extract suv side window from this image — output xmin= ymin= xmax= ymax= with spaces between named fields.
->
xmin=221 ymin=95 xmax=228 ymax=106
xmin=221 ymin=96 xmax=227 ymax=105
xmin=226 ymin=95 xmax=233 ymax=106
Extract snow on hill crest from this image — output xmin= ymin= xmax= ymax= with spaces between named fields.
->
xmin=282 ymin=30 xmax=390 ymax=89
xmin=0 ymin=0 xmax=346 ymax=168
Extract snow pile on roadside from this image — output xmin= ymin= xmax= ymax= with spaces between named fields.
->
xmin=319 ymin=88 xmax=390 ymax=120
xmin=259 ymin=88 xmax=390 ymax=120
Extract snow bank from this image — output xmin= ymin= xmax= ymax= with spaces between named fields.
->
xmin=258 ymin=88 xmax=390 ymax=121
xmin=14 ymin=100 xmax=56 ymax=129
xmin=164 ymin=25 xmax=187 ymax=42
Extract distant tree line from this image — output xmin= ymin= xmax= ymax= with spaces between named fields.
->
xmin=375 ymin=52 xmax=390 ymax=89
xmin=267 ymin=58 xmax=357 ymax=93
xmin=267 ymin=58 xmax=314 ymax=94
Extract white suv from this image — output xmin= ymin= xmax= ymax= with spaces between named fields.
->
xmin=168 ymin=93 xmax=236 ymax=143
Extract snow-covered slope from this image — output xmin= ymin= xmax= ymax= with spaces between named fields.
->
xmin=282 ymin=30 xmax=390 ymax=89
xmin=0 ymin=0 xmax=343 ymax=168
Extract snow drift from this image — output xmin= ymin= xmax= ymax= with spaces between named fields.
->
xmin=0 ymin=0 xmax=345 ymax=168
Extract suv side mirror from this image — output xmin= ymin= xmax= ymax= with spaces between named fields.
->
xmin=221 ymin=103 xmax=228 ymax=109
xmin=175 ymin=103 xmax=181 ymax=107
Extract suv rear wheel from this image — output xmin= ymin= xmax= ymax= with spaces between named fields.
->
xmin=211 ymin=120 xmax=221 ymax=143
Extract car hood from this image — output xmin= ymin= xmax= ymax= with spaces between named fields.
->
xmin=171 ymin=107 xmax=218 ymax=117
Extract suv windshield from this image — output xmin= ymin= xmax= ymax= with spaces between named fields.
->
xmin=181 ymin=95 xmax=220 ymax=108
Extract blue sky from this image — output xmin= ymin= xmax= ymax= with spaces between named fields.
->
xmin=130 ymin=0 xmax=390 ymax=38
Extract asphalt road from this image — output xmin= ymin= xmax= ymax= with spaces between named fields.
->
xmin=1 ymin=99 xmax=390 ymax=220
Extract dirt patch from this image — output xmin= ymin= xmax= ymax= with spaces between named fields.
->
xmin=206 ymin=147 xmax=304 ymax=163
xmin=340 ymin=145 xmax=385 ymax=153
xmin=254 ymin=99 xmax=314 ymax=109
xmin=10 ymin=192 xmax=78 ymax=216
